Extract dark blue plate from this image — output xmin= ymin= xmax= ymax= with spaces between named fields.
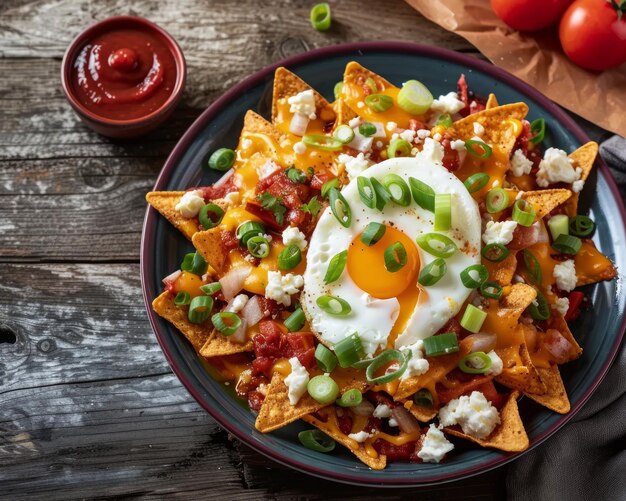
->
xmin=141 ymin=42 xmax=626 ymax=486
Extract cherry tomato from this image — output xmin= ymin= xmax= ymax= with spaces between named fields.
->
xmin=559 ymin=0 xmax=626 ymax=71
xmin=491 ymin=0 xmax=573 ymax=31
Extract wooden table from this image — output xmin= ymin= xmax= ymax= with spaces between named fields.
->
xmin=0 ymin=1 xmax=611 ymax=499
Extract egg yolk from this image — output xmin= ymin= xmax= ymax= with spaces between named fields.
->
xmin=347 ymin=225 xmax=419 ymax=300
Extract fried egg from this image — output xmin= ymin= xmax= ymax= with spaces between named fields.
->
xmin=301 ymin=154 xmax=481 ymax=358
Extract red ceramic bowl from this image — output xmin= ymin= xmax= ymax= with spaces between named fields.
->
xmin=61 ymin=16 xmax=186 ymax=138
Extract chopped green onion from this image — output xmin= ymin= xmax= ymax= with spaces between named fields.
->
xmin=182 ymin=251 xmax=208 ymax=276
xmin=336 ymin=389 xmax=363 ymax=407
xmin=329 ymin=188 xmax=352 ymax=227
xmin=512 ymin=199 xmax=536 ymax=227
xmin=236 ymin=221 xmax=265 ymax=245
xmin=527 ymin=290 xmax=550 ymax=320
xmin=321 ymin=178 xmax=339 ymax=199
xmin=459 ymin=352 xmax=492 ymax=374
xmin=357 ymin=176 xmax=377 ymax=209
xmin=460 ymin=304 xmax=487 ymax=333
xmin=460 ymin=264 xmax=488 ymax=288
xmin=523 ymin=249 xmax=542 ymax=284
xmin=530 ymin=118 xmax=545 ymax=145
xmin=334 ymin=333 xmax=364 ymax=368
xmin=435 ymin=114 xmax=453 ymax=128
xmin=247 ymin=235 xmax=271 ymax=259
xmin=286 ymin=167 xmax=307 ymax=183
xmin=180 ymin=253 xmax=194 ymax=272
xmin=285 ymin=308 xmax=306 ymax=332
xmin=409 ymin=177 xmax=435 ymax=211
xmin=418 ymin=257 xmax=447 ymax=286
xmin=413 ymin=389 xmax=433 ymax=408
xmin=397 ymin=79 xmax=433 ymax=115
xmin=416 ymin=233 xmax=458 ymax=258
xmin=199 ymin=203 xmax=225 ymax=229
xmin=307 ymin=375 xmax=340 ymax=404
xmin=365 ymin=349 xmax=409 ymax=384
xmin=360 ymin=222 xmax=386 ymax=246
xmin=359 ymin=122 xmax=377 ymax=137
xmin=465 ymin=139 xmax=492 ymax=159
xmin=365 ymin=94 xmax=393 ymax=113
xmin=552 ymin=234 xmax=582 ymax=255
xmin=316 ymin=295 xmax=351 ymax=316
xmin=365 ymin=77 xmax=378 ymax=94
xmin=278 ymin=244 xmax=302 ymax=270
xmin=324 ymin=250 xmax=347 ymax=284
xmin=302 ymin=134 xmax=343 ymax=151
xmin=384 ymin=241 xmax=408 ymax=272
xmin=434 ymin=193 xmax=452 ymax=231
xmin=371 ymin=178 xmax=392 ymax=211
xmin=211 ymin=311 xmax=242 ymax=336
xmin=200 ymin=282 xmax=222 ymax=295
xmin=333 ymin=82 xmax=343 ymax=100
xmin=208 ymin=148 xmax=235 ymax=171
xmin=387 ymin=139 xmax=412 ymax=158
xmin=548 ymin=214 xmax=570 ymax=241
xmin=315 ymin=343 xmax=338 ymax=372
xmin=333 ymin=124 xmax=355 ymax=144
xmin=481 ymin=243 xmax=510 ymax=262
xmin=310 ymin=2 xmax=331 ymax=31
xmin=486 ymin=188 xmax=509 ymax=213
xmin=423 ymin=332 xmax=459 ymax=357
xmin=174 ymin=291 xmax=191 ymax=306
xmin=188 ymin=295 xmax=214 ymax=324
xmin=298 ymin=429 xmax=336 ymax=453
xmin=480 ymin=281 xmax=503 ymax=300
xmin=464 ymin=172 xmax=490 ymax=193
xmin=382 ymin=174 xmax=411 ymax=206
xmin=569 ymin=215 xmax=595 ymax=237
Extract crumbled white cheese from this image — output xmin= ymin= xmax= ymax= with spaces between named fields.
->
xmin=223 ymin=191 xmax=240 ymax=206
xmin=284 ymin=357 xmax=309 ymax=405
xmin=265 ymin=271 xmax=304 ymax=306
xmin=347 ymin=129 xmax=374 ymax=153
xmin=348 ymin=431 xmax=372 ymax=443
xmin=485 ymin=350 xmax=503 ymax=376
xmin=416 ymin=129 xmax=431 ymax=140
xmin=373 ymin=404 xmax=393 ymax=419
xmin=482 ymin=220 xmax=518 ymax=246
xmin=492 ymin=180 xmax=500 ymax=188
xmin=439 ymin=391 xmax=501 ymax=439
xmin=554 ymin=297 xmax=570 ymax=316
xmin=431 ymin=92 xmax=466 ymax=115
xmin=282 ymin=226 xmax=307 ymax=251
xmin=386 ymin=121 xmax=398 ymax=132
xmin=421 ymin=137 xmax=445 ymax=163
xmin=338 ymin=152 xmax=371 ymax=180
xmin=257 ymin=383 xmax=268 ymax=396
xmin=348 ymin=117 xmax=362 ymax=128
xmin=473 ymin=122 xmax=485 ymax=136
xmin=370 ymin=122 xmax=386 ymax=138
xmin=293 ymin=141 xmax=306 ymax=155
xmin=228 ymin=294 xmax=249 ymax=313
xmin=553 ymin=259 xmax=577 ymax=292
xmin=288 ymin=89 xmax=317 ymax=119
xmin=433 ymin=132 xmax=442 ymax=142
xmin=175 ymin=190 xmax=205 ymax=218
xmin=510 ymin=149 xmax=533 ymax=177
xmin=241 ymin=138 xmax=253 ymax=149
xmin=536 ymin=148 xmax=581 ymax=187
xmin=401 ymin=340 xmax=429 ymax=380
xmin=417 ymin=424 xmax=455 ymax=464
xmin=399 ymin=129 xmax=417 ymax=143
xmin=259 ymin=159 xmax=281 ymax=179
xmin=388 ymin=417 xmax=398 ymax=427
xmin=572 ymin=179 xmax=585 ymax=193
xmin=451 ymin=139 xmax=466 ymax=151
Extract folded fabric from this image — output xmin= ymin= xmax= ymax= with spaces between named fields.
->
xmin=507 ymin=135 xmax=626 ymax=500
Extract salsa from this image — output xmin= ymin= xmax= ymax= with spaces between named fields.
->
xmin=71 ymin=28 xmax=178 ymax=120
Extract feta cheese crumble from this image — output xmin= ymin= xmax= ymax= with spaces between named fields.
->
xmin=175 ymin=190 xmax=205 ymax=218
xmin=510 ymin=149 xmax=533 ymax=177
xmin=386 ymin=121 xmax=398 ymax=132
xmin=265 ymin=271 xmax=304 ymax=306
xmin=536 ymin=148 xmax=581 ymax=187
xmin=293 ymin=141 xmax=306 ymax=155
xmin=282 ymin=226 xmax=307 ymax=251
xmin=485 ymin=350 xmax=503 ymax=376
xmin=284 ymin=357 xmax=309 ymax=405
xmin=338 ymin=152 xmax=371 ymax=180
xmin=554 ymin=297 xmax=570 ymax=316
xmin=473 ymin=122 xmax=485 ymax=136
xmin=421 ymin=137 xmax=445 ymax=163
xmin=439 ymin=391 xmax=501 ymax=439
xmin=431 ymin=92 xmax=465 ymax=115
xmin=348 ymin=431 xmax=372 ymax=443
xmin=417 ymin=424 xmax=455 ymax=463
xmin=373 ymin=404 xmax=393 ymax=419
xmin=288 ymin=89 xmax=317 ymax=119
xmin=482 ymin=220 xmax=518 ymax=245
xmin=553 ymin=259 xmax=577 ymax=292
xmin=401 ymin=340 xmax=430 ymax=380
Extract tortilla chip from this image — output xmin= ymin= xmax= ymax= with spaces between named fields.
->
xmin=242 ymin=110 xmax=284 ymax=143
xmin=484 ymin=252 xmax=518 ymax=287
xmin=548 ymin=311 xmax=582 ymax=361
xmin=192 ymin=228 xmax=229 ymax=275
xmin=199 ymin=329 xmax=253 ymax=358
xmin=146 ymin=192 xmax=199 ymax=241
xmin=564 ymin=141 xmax=599 ymax=215
xmin=301 ymin=413 xmax=387 ymax=470
xmin=343 ymin=61 xmax=394 ymax=92
xmin=404 ymin=399 xmax=437 ymax=423
xmin=152 ymin=291 xmax=213 ymax=351
xmin=448 ymin=103 xmax=529 ymax=157
xmin=575 ymin=251 xmax=617 ymax=286
xmin=525 ymin=365 xmax=570 ymax=414
xmin=521 ymin=189 xmax=572 ymax=220
xmin=486 ymin=93 xmax=499 ymax=109
xmin=496 ymin=343 xmax=546 ymax=395
xmin=444 ymin=391 xmax=529 ymax=452
xmin=272 ymin=67 xmax=333 ymax=124
xmin=333 ymin=99 xmax=358 ymax=128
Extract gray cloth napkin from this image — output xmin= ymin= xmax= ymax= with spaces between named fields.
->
xmin=507 ymin=135 xmax=626 ymax=501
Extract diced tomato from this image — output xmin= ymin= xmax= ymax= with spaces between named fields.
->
xmin=436 ymin=375 xmax=493 ymax=405
xmin=509 ymin=223 xmax=541 ymax=250
xmin=260 ymin=171 xmax=310 ymax=202
xmin=457 ymin=74 xmax=469 ymax=116
xmin=372 ymin=439 xmax=417 ymax=461
xmin=437 ymin=317 xmax=465 ymax=338
xmin=474 ymin=381 xmax=506 ymax=409
xmin=245 ymin=201 xmax=285 ymax=230
xmin=513 ymin=120 xmax=532 ymax=156
xmin=253 ymin=321 xmax=283 ymax=358
xmin=365 ymin=416 xmax=382 ymax=434
xmin=251 ymin=357 xmax=273 ymax=377
xmin=312 ymin=410 xmax=329 ymax=423
xmin=257 ymin=296 xmax=283 ymax=319
xmin=564 ymin=291 xmax=585 ymax=321
xmin=282 ymin=332 xmax=316 ymax=369
xmin=369 ymin=391 xmax=394 ymax=408
xmin=286 ymin=208 xmax=308 ymax=228
xmin=336 ymin=408 xmax=353 ymax=435
xmin=440 ymin=136 xmax=460 ymax=172
xmin=199 ymin=175 xmax=237 ymax=201
xmin=408 ymin=119 xmax=427 ymax=131
xmin=468 ymin=100 xmax=486 ymax=114
xmin=248 ymin=390 xmax=265 ymax=412
xmin=310 ymin=172 xmax=333 ymax=191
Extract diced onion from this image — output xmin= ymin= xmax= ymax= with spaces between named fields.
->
xmin=229 ymin=318 xmax=248 ymax=344
xmin=290 ymin=112 xmax=310 ymax=136
xmin=162 ymin=269 xmax=182 ymax=286
xmin=219 ymin=267 xmax=252 ymax=301
xmin=241 ymin=295 xmax=265 ymax=327
xmin=351 ymin=400 xmax=375 ymax=416
xmin=465 ymin=332 xmax=497 ymax=353
xmin=391 ymin=406 xmax=421 ymax=434
xmin=544 ymin=329 xmax=572 ymax=364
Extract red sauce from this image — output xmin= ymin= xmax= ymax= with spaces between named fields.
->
xmin=71 ymin=28 xmax=177 ymax=120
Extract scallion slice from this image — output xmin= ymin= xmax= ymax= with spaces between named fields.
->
xmin=371 ymin=178 xmax=392 ymax=211
xmin=530 ymin=118 xmax=545 ymax=145
xmin=365 ymin=94 xmax=393 ymax=113
xmin=569 ymin=215 xmax=595 ymax=237
xmin=523 ymin=249 xmax=542 ymax=284
xmin=465 ymin=139 xmax=492 ymax=159
xmin=302 ymin=134 xmax=343 ymax=151
xmin=365 ymin=349 xmax=409 ymax=384
xmin=200 ymin=282 xmax=222 ymax=295
xmin=247 ymin=235 xmax=271 ymax=259
xmin=360 ymin=222 xmax=386 ymax=246
xmin=460 ymin=264 xmax=488 ymax=288
xmin=435 ymin=114 xmax=453 ymax=128
xmin=397 ymin=79 xmax=433 ymax=115
xmin=512 ymin=199 xmax=536 ymax=227
xmin=310 ymin=2 xmax=332 ymax=31
xmin=365 ymin=77 xmax=378 ymax=94
xmin=315 ymin=343 xmax=338 ymax=372
xmin=285 ymin=308 xmax=306 ymax=332
xmin=174 ymin=291 xmax=191 ymax=306
xmin=464 ymin=172 xmax=490 ymax=193
xmin=188 ymin=295 xmax=214 ymax=324
xmin=183 ymin=252 xmax=208 ymax=276
xmin=334 ymin=333 xmax=364 ymax=368
xmin=357 ymin=176 xmax=377 ymax=209
xmin=481 ymin=243 xmax=509 ymax=262
xmin=278 ymin=244 xmax=302 ymax=270
xmin=329 ymin=188 xmax=352 ymax=227
xmin=413 ymin=389 xmax=433 ymax=408
xmin=236 ymin=221 xmax=265 ymax=245
xmin=333 ymin=124 xmax=355 ymax=144
xmin=548 ymin=214 xmax=570 ymax=241
xmin=552 ymin=234 xmax=582 ymax=255
xmin=382 ymin=174 xmax=411 ymax=206
xmin=359 ymin=122 xmax=377 ymax=137
xmin=384 ymin=241 xmax=408 ymax=272
xmin=321 ymin=178 xmax=339 ymax=199
xmin=333 ymin=82 xmax=343 ymax=100
xmin=423 ymin=332 xmax=459 ymax=357
xmin=211 ymin=311 xmax=242 ymax=336
xmin=180 ymin=253 xmax=194 ymax=272
xmin=316 ymin=295 xmax=351 ymax=316
xmin=527 ymin=290 xmax=550 ymax=320
xmin=409 ymin=177 xmax=435 ymax=211
xmin=307 ymin=375 xmax=340 ymax=404
xmin=208 ymin=148 xmax=235 ymax=171
xmin=199 ymin=203 xmax=225 ymax=230
xmin=459 ymin=352 xmax=492 ymax=374
xmin=434 ymin=193 xmax=452 ymax=231
xmin=298 ymin=429 xmax=336 ymax=453
xmin=480 ymin=281 xmax=503 ymax=300
xmin=336 ymin=389 xmax=363 ymax=407
xmin=324 ymin=250 xmax=348 ymax=284
xmin=387 ymin=139 xmax=412 ymax=158
xmin=460 ymin=304 xmax=487 ymax=333
xmin=416 ymin=233 xmax=458 ymax=258
xmin=486 ymin=188 xmax=509 ymax=213
xmin=418 ymin=258 xmax=447 ymax=286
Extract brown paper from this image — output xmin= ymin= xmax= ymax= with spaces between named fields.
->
xmin=405 ymin=0 xmax=626 ymax=136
